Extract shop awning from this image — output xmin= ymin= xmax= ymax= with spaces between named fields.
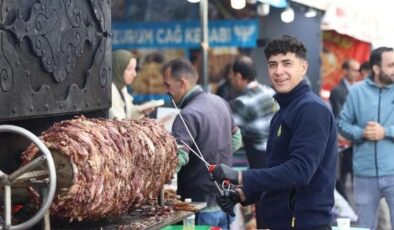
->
xmin=292 ymin=0 xmax=394 ymax=47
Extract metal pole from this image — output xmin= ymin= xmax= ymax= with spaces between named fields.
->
xmin=199 ymin=0 xmax=209 ymax=92
xmin=7 ymin=156 xmax=47 ymax=183
xmin=40 ymin=187 xmax=51 ymax=230
xmin=4 ymin=185 xmax=11 ymax=229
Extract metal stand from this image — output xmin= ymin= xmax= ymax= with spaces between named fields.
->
xmin=0 ymin=125 xmax=56 ymax=230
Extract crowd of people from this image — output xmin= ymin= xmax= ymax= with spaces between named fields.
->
xmin=110 ymin=35 xmax=394 ymax=230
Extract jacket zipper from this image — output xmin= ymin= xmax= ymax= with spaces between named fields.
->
xmin=291 ymin=216 xmax=296 ymax=228
xmin=288 ymin=189 xmax=296 ymax=228
xmin=375 ymin=88 xmax=382 ymax=176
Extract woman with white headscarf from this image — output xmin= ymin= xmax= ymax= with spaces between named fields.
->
xmin=109 ymin=49 xmax=154 ymax=119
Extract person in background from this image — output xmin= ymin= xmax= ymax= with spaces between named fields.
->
xmin=362 ymin=46 xmax=393 ymax=226
xmin=229 ymin=55 xmax=277 ymax=169
xmin=216 ymin=63 xmax=240 ymax=101
xmin=365 ymin=49 xmax=392 ymax=230
xmin=359 ymin=61 xmax=391 ymax=230
xmin=330 ymin=59 xmax=360 ymax=118
xmin=109 ymin=50 xmax=154 ymax=120
xmin=338 ymin=47 xmax=394 ymax=230
xmin=329 ymin=59 xmax=360 ymax=200
xmin=161 ymin=58 xmax=242 ymax=229
xmin=211 ymin=35 xmax=337 ymax=230
xmin=229 ymin=55 xmax=277 ymax=228
xmin=359 ymin=61 xmax=370 ymax=79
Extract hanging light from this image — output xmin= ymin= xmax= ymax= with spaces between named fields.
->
xmin=231 ymin=0 xmax=246 ymax=10
xmin=281 ymin=6 xmax=294 ymax=23
xmin=187 ymin=0 xmax=200 ymax=3
xmin=257 ymin=3 xmax=270 ymax=16
xmin=257 ymin=0 xmax=287 ymax=8
xmin=305 ymin=8 xmax=317 ymax=18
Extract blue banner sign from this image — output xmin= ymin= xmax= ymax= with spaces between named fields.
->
xmin=112 ymin=19 xmax=258 ymax=49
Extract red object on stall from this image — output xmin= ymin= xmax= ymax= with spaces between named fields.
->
xmin=321 ymin=30 xmax=371 ymax=92
xmin=210 ymin=227 xmax=222 ymax=230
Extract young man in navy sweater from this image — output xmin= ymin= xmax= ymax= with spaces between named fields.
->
xmin=212 ymin=35 xmax=338 ymax=230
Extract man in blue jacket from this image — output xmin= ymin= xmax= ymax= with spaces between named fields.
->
xmin=211 ymin=35 xmax=338 ymax=230
xmin=338 ymin=47 xmax=394 ymax=230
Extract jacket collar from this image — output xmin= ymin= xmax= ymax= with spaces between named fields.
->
xmin=366 ymin=76 xmax=394 ymax=89
xmin=273 ymin=80 xmax=310 ymax=107
xmin=342 ymin=78 xmax=352 ymax=92
xmin=179 ymin=85 xmax=204 ymax=108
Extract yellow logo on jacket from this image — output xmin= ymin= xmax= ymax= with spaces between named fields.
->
xmin=277 ymin=125 xmax=282 ymax=137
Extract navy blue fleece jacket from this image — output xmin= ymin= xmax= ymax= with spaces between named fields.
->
xmin=241 ymin=81 xmax=337 ymax=229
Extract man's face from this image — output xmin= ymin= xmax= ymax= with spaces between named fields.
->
xmin=375 ymin=51 xmax=394 ymax=86
xmin=267 ymin=52 xmax=308 ymax=93
xmin=163 ymin=68 xmax=185 ymax=104
xmin=344 ymin=61 xmax=360 ymax=83
xmin=229 ymin=70 xmax=243 ymax=92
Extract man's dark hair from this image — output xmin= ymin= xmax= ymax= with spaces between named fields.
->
xmin=342 ymin=60 xmax=352 ymax=70
xmin=359 ymin=61 xmax=370 ymax=72
xmin=370 ymin=47 xmax=393 ymax=77
xmin=264 ymin=35 xmax=307 ymax=60
xmin=223 ymin=63 xmax=232 ymax=80
xmin=161 ymin=58 xmax=198 ymax=82
xmin=370 ymin=47 xmax=393 ymax=67
xmin=232 ymin=56 xmax=256 ymax=82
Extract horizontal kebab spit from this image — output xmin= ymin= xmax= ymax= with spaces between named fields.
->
xmin=20 ymin=116 xmax=178 ymax=221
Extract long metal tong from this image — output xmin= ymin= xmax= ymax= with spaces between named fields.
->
xmin=171 ymin=99 xmax=227 ymax=195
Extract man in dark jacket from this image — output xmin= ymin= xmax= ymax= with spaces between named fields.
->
xmin=329 ymin=59 xmax=360 ymax=200
xmin=329 ymin=60 xmax=360 ymax=118
xmin=212 ymin=35 xmax=338 ymax=230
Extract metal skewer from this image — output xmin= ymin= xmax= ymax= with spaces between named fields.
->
xmin=179 ymin=140 xmax=210 ymax=168
xmin=171 ymin=99 xmax=205 ymax=158
xmin=171 ymin=99 xmax=224 ymax=195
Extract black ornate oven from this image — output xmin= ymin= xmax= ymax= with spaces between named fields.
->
xmin=0 ymin=0 xmax=111 ymax=173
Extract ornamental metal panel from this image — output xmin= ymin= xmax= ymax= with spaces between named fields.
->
xmin=0 ymin=0 xmax=111 ymax=121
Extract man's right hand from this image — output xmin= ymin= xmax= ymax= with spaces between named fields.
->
xmin=363 ymin=121 xmax=385 ymax=141
xmin=211 ymin=163 xmax=239 ymax=185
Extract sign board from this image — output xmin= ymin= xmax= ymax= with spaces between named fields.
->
xmin=112 ymin=19 xmax=258 ymax=49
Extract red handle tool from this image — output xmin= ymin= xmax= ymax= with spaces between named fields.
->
xmin=208 ymin=164 xmax=231 ymax=188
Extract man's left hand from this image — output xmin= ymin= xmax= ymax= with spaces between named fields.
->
xmin=216 ymin=189 xmax=242 ymax=216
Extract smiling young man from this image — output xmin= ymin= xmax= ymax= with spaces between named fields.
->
xmin=211 ymin=35 xmax=338 ymax=229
